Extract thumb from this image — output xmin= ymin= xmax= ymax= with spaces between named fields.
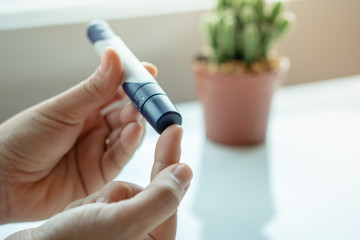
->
xmin=39 ymin=47 xmax=124 ymax=124
xmin=111 ymin=163 xmax=193 ymax=239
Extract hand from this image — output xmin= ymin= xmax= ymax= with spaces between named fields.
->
xmin=0 ymin=48 xmax=158 ymax=223
xmin=6 ymin=125 xmax=193 ymax=240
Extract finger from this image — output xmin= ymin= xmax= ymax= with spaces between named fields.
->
xmin=99 ymin=181 xmax=143 ymax=204
xmin=76 ymin=122 xmax=110 ymax=192
xmin=146 ymin=125 xmax=183 ymax=239
xmin=142 ymin=62 xmax=158 ymax=77
xmin=107 ymin=163 xmax=192 ymax=239
xmin=101 ymin=103 xmax=146 ymax=182
xmin=38 ymin=47 xmax=124 ymax=125
xmin=101 ymin=122 xmax=145 ymax=181
xmin=65 ymin=181 xmax=143 ymax=210
xmin=23 ymin=166 xmax=192 ymax=240
xmin=105 ymin=101 xmax=143 ymax=130
xmin=151 ymin=124 xmax=183 ymax=180
xmin=105 ymin=114 xmax=145 ymax=150
xmin=24 ymin=181 xmax=145 ymax=240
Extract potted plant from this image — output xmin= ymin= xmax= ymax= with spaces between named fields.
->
xmin=193 ymin=0 xmax=295 ymax=146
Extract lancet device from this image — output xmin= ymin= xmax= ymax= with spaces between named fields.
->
xmin=87 ymin=19 xmax=182 ymax=134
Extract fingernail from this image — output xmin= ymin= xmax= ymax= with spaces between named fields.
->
xmin=100 ymin=49 xmax=112 ymax=74
xmin=172 ymin=163 xmax=193 ymax=188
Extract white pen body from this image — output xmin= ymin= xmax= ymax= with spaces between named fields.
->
xmin=87 ymin=20 xmax=182 ymax=134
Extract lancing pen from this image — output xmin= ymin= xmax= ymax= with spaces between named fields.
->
xmin=87 ymin=19 xmax=182 ymax=134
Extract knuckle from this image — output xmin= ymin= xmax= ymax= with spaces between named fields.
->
xmin=82 ymin=74 xmax=109 ymax=102
xmin=112 ymin=182 xmax=136 ymax=200
xmin=156 ymin=182 xmax=182 ymax=207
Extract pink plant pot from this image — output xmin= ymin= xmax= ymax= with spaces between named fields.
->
xmin=193 ymin=58 xmax=290 ymax=146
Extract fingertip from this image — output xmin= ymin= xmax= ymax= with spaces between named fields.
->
xmin=119 ymin=101 xmax=144 ymax=127
xmin=142 ymin=62 xmax=158 ymax=77
xmin=119 ymin=164 xmax=191 ymax=234
xmin=83 ymin=47 xmax=124 ymax=105
xmin=152 ymin=124 xmax=183 ymax=178
xmin=98 ymin=47 xmax=122 ymax=81
xmin=172 ymin=163 xmax=193 ymax=189
xmin=159 ymin=127 xmax=181 ymax=154
xmin=99 ymin=181 xmax=144 ymax=203
xmin=159 ymin=124 xmax=183 ymax=145
xmin=100 ymin=48 xmax=112 ymax=73
xmin=119 ymin=121 xmax=144 ymax=154
xmin=105 ymin=47 xmax=122 ymax=74
xmin=162 ymin=124 xmax=183 ymax=136
xmin=101 ymin=122 xmax=145 ymax=181
xmin=44 ymin=47 xmax=125 ymax=122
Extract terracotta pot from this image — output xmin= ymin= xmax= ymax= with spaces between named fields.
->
xmin=193 ymin=57 xmax=290 ymax=146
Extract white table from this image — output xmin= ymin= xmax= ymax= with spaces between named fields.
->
xmin=1 ymin=75 xmax=360 ymax=240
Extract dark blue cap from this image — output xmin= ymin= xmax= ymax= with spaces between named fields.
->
xmin=123 ymin=82 xmax=182 ymax=134
xmin=87 ymin=19 xmax=116 ymax=43
xmin=142 ymin=94 xmax=182 ymax=134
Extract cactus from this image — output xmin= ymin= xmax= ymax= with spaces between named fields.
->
xmin=203 ymin=0 xmax=295 ymax=67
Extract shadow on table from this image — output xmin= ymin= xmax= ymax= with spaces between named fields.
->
xmin=192 ymin=139 xmax=274 ymax=240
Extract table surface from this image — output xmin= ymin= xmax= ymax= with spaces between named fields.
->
xmin=1 ymin=75 xmax=360 ymax=240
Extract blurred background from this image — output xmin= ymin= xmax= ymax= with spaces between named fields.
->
xmin=0 ymin=0 xmax=359 ymax=122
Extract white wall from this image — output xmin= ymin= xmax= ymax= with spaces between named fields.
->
xmin=277 ymin=0 xmax=360 ymax=85
xmin=1 ymin=0 xmax=360 ymax=123
xmin=0 ymin=11 xmax=204 ymax=122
